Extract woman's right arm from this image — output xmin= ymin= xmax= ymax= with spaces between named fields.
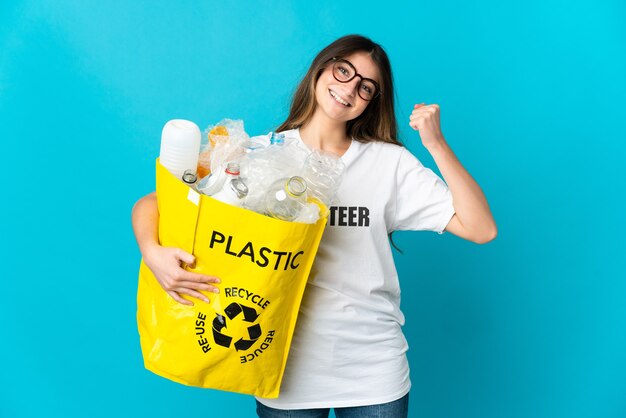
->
xmin=131 ymin=192 xmax=220 ymax=306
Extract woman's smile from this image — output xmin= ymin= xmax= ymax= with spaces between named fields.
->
xmin=328 ymin=89 xmax=352 ymax=107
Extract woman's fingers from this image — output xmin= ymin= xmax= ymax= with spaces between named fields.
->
xmin=410 ymin=113 xmax=426 ymax=122
xmin=177 ymin=281 xmax=220 ymax=293
xmin=410 ymin=108 xmax=436 ymax=119
xmin=174 ymin=248 xmax=196 ymax=268
xmin=409 ymin=112 xmax=425 ymax=123
xmin=180 ymin=270 xmax=221 ymax=284
xmin=410 ymin=115 xmax=425 ymax=129
xmin=167 ymin=290 xmax=193 ymax=306
xmin=144 ymin=245 xmax=222 ymax=306
xmin=175 ymin=287 xmax=211 ymax=304
xmin=166 ymin=281 xmax=215 ymax=306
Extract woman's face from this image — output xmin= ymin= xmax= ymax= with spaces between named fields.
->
xmin=313 ymin=51 xmax=381 ymax=124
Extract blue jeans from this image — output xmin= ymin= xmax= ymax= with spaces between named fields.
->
xmin=256 ymin=392 xmax=409 ymax=418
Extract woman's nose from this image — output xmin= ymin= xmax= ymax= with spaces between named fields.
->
xmin=345 ymin=77 xmax=360 ymax=97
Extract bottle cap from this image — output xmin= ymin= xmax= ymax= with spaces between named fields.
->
xmin=225 ymin=162 xmax=240 ymax=176
xmin=270 ymin=132 xmax=285 ymax=145
xmin=286 ymin=176 xmax=307 ymax=197
xmin=182 ymin=169 xmax=198 ymax=185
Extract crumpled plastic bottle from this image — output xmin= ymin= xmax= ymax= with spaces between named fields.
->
xmin=301 ymin=149 xmax=345 ymax=211
xmin=197 ymin=161 xmax=241 ymax=197
xmin=210 ymin=162 xmax=249 ymax=207
xmin=242 ymin=132 xmax=310 ymax=214
xmin=264 ymin=176 xmax=308 ymax=222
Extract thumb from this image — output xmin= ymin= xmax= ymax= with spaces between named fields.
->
xmin=175 ymin=248 xmax=195 ymax=265
xmin=414 ymin=102 xmax=426 ymax=108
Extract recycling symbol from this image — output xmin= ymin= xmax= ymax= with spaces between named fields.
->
xmin=212 ymin=302 xmax=262 ymax=351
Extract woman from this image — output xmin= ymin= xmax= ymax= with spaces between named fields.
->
xmin=132 ymin=34 xmax=497 ymax=418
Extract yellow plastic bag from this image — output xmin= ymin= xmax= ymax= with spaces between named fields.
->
xmin=137 ymin=159 xmax=327 ymax=398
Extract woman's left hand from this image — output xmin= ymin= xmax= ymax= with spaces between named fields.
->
xmin=409 ymin=103 xmax=446 ymax=150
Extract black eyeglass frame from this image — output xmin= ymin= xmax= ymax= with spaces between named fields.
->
xmin=330 ymin=57 xmax=382 ymax=101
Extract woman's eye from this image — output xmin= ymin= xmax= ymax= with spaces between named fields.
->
xmin=361 ymin=84 xmax=372 ymax=93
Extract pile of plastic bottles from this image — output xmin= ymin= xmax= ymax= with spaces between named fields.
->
xmin=159 ymin=119 xmax=344 ymax=224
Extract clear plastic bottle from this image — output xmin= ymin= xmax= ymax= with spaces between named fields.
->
xmin=196 ymin=171 xmax=222 ymax=195
xmin=264 ymin=176 xmax=308 ymax=221
xmin=197 ymin=162 xmax=240 ymax=196
xmin=241 ymin=136 xmax=267 ymax=153
xmin=211 ymin=163 xmax=249 ymax=207
xmin=241 ymin=132 xmax=283 ymax=212
xmin=302 ymin=149 xmax=345 ymax=211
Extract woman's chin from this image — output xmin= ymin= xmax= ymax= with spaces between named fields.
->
xmin=324 ymin=102 xmax=358 ymax=121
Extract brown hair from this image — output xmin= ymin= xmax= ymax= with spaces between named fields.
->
xmin=276 ymin=34 xmax=402 ymax=146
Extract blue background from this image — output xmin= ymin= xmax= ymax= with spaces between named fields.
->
xmin=1 ymin=1 xmax=625 ymax=417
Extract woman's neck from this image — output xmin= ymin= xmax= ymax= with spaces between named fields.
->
xmin=299 ymin=112 xmax=352 ymax=156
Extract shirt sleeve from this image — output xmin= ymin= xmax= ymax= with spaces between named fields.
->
xmin=392 ymin=147 xmax=456 ymax=233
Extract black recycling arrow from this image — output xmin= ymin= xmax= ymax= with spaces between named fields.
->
xmin=224 ymin=302 xmax=243 ymax=319
xmin=233 ymin=324 xmax=262 ymax=351
xmin=234 ymin=338 xmax=257 ymax=351
xmin=212 ymin=314 xmax=232 ymax=348
xmin=213 ymin=331 xmax=232 ymax=348
xmin=213 ymin=314 xmax=227 ymax=331
xmin=247 ymin=323 xmax=262 ymax=339
xmin=241 ymin=305 xmax=259 ymax=322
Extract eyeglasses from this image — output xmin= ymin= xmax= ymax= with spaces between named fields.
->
xmin=330 ymin=57 xmax=381 ymax=101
